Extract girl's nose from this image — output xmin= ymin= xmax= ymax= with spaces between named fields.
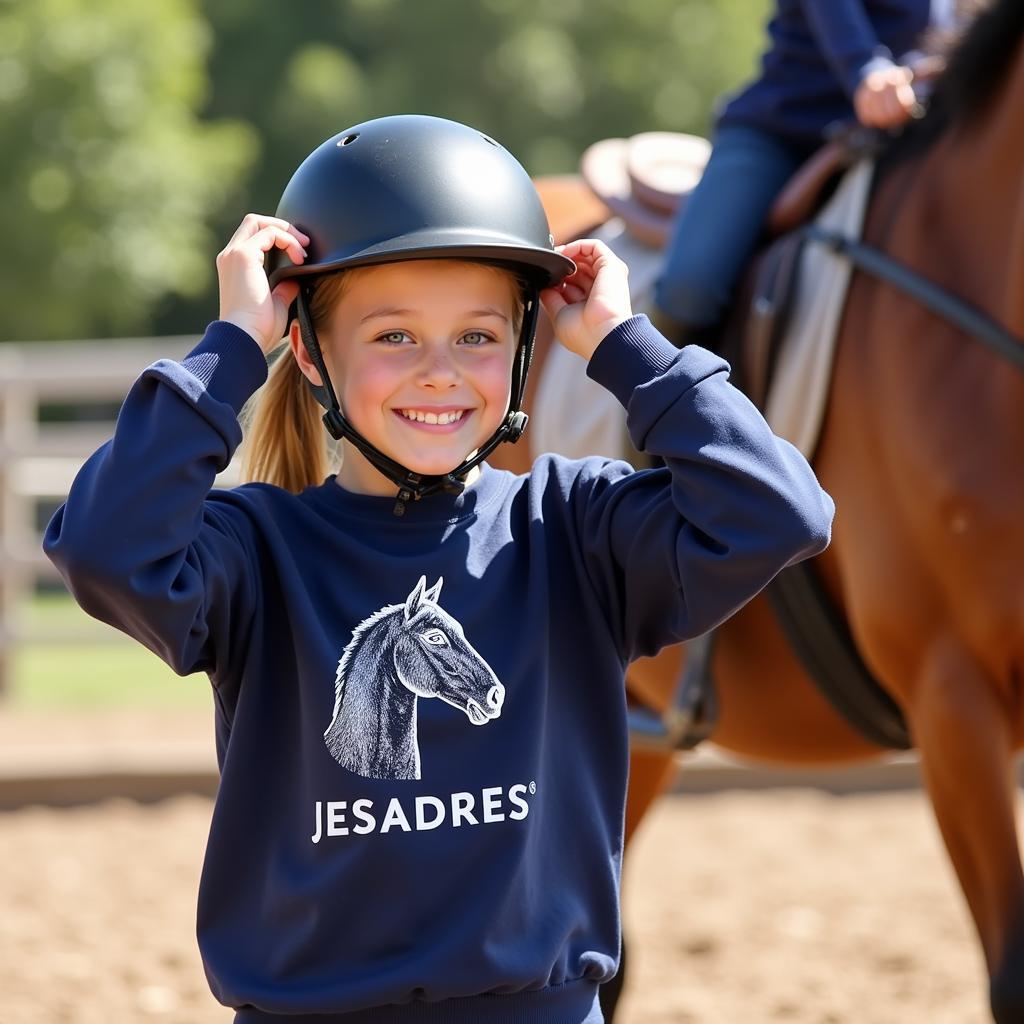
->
xmin=417 ymin=349 xmax=460 ymax=388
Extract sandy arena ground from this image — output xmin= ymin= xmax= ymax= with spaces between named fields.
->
xmin=1 ymin=768 xmax=1008 ymax=1024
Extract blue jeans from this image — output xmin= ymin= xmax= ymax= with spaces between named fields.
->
xmin=653 ymin=123 xmax=816 ymax=329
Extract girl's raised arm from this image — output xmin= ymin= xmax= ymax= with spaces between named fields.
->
xmin=43 ymin=217 xmax=305 ymax=683
xmin=543 ymin=239 xmax=834 ymax=660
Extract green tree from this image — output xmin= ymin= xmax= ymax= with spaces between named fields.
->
xmin=6 ymin=0 xmax=770 ymax=339
xmin=149 ymin=0 xmax=768 ymax=334
xmin=198 ymin=0 xmax=768 ymax=209
xmin=0 ymin=0 xmax=257 ymax=341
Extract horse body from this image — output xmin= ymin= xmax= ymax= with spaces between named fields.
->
xmin=817 ymin=61 xmax=1024 ymax=1006
xmin=498 ymin=6 xmax=1023 ymax=1018
xmin=324 ymin=577 xmax=505 ymax=781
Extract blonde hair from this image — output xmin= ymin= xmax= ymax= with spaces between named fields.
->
xmin=241 ymin=261 xmax=529 ymax=493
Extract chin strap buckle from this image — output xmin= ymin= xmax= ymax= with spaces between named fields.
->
xmin=322 ymin=409 xmax=346 ymax=441
xmin=393 ymin=486 xmax=415 ymax=517
xmin=506 ymin=411 xmax=529 ymax=444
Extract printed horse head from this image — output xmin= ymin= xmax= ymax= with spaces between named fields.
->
xmin=323 ymin=576 xmax=505 ymax=780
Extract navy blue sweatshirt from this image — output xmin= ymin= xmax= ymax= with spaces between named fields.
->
xmin=44 ymin=316 xmax=834 ymax=1023
xmin=719 ymin=0 xmax=932 ymax=144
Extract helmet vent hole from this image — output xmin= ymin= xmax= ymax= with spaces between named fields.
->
xmin=480 ymin=134 xmax=499 ymax=147
xmin=337 ymin=133 xmax=360 ymax=147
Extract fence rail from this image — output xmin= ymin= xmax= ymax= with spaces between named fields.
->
xmin=0 ymin=336 xmax=222 ymax=690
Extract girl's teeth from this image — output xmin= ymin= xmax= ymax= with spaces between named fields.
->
xmin=402 ymin=410 xmax=463 ymax=425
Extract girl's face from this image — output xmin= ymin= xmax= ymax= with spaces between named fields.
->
xmin=295 ymin=260 xmax=520 ymax=496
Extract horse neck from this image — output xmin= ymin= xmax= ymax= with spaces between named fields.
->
xmin=842 ymin=35 xmax=1024 ymax=508
xmin=334 ymin=615 xmax=418 ymax=765
xmin=877 ymin=36 xmax=1024 ymax=336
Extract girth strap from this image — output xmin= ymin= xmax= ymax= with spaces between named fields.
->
xmin=767 ymin=562 xmax=912 ymax=750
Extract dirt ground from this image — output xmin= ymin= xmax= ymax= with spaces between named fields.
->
xmin=0 ymin=710 xmax=1008 ymax=1024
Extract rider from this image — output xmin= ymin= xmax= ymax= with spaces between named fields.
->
xmin=44 ymin=115 xmax=834 ymax=1023
xmin=652 ymin=0 xmax=948 ymax=347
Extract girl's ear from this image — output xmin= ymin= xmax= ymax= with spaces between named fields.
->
xmin=288 ymin=319 xmax=324 ymax=388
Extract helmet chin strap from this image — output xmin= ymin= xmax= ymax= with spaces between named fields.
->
xmin=295 ymin=282 xmax=539 ymax=516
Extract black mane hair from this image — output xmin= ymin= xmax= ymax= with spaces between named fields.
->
xmin=884 ymin=0 xmax=1024 ymax=165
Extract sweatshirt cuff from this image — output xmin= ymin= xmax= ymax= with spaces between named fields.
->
xmin=585 ymin=314 xmax=680 ymax=407
xmin=148 ymin=321 xmax=270 ymax=417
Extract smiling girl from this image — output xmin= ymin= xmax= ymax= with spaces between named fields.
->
xmin=45 ymin=115 xmax=833 ymax=1024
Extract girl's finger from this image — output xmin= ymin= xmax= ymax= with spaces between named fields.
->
xmin=228 ymin=214 xmax=310 ymax=247
xmin=218 ymin=229 xmax=306 ymax=278
xmin=561 ymin=237 xmax=617 ymax=260
xmin=249 ymin=226 xmax=307 ymax=263
xmin=539 ymin=287 xmax=568 ymax=320
xmin=562 ymin=258 xmax=597 ymax=282
xmin=562 ymin=281 xmax=588 ymax=304
xmin=562 ymin=268 xmax=596 ymax=292
xmin=565 ymin=240 xmax=624 ymax=278
xmin=556 ymin=238 xmax=601 ymax=262
xmin=272 ymin=279 xmax=300 ymax=308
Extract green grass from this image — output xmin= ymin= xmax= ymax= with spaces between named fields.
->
xmin=8 ymin=592 xmax=210 ymax=709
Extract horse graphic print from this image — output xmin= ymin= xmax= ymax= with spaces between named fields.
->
xmin=324 ymin=577 xmax=505 ymax=780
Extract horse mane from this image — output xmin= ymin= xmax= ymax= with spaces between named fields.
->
xmin=884 ymin=0 xmax=1024 ymax=165
xmin=333 ymin=602 xmax=404 ymax=708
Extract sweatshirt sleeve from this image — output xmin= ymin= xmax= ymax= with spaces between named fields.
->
xmin=575 ymin=314 xmax=835 ymax=662
xmin=800 ymin=0 xmax=896 ymax=97
xmin=42 ymin=321 xmax=269 ymax=682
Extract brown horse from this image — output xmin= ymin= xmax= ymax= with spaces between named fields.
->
xmin=491 ymin=3 xmax=1024 ymax=1020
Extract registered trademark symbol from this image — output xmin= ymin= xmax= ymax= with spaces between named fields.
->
xmin=529 ymin=781 xmax=537 ymax=795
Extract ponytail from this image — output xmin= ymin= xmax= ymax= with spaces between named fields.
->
xmin=241 ymin=345 xmax=333 ymax=493
xmin=241 ymin=271 xmax=353 ymax=492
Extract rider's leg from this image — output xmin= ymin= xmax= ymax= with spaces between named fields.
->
xmin=652 ymin=123 xmax=812 ymax=346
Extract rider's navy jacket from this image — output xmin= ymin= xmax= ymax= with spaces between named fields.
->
xmin=719 ymin=0 xmax=932 ymax=144
xmin=45 ymin=315 xmax=834 ymax=1023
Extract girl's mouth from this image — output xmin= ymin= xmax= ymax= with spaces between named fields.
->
xmin=395 ymin=408 xmax=470 ymax=431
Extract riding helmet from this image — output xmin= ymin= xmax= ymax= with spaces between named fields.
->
xmin=265 ymin=114 xmax=575 ymax=511
xmin=266 ymin=114 xmax=574 ymax=288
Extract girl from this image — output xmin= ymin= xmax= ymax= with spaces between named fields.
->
xmin=45 ymin=115 xmax=834 ymax=1023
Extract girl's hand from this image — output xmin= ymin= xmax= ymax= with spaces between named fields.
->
xmin=216 ymin=214 xmax=309 ymax=354
xmin=854 ymin=64 xmax=918 ymax=129
xmin=540 ymin=238 xmax=633 ymax=360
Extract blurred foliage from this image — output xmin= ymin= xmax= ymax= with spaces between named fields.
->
xmin=0 ymin=0 xmax=257 ymax=341
xmin=4 ymin=0 xmax=769 ymax=341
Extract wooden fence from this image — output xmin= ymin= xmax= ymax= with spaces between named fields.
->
xmin=0 ymin=336 xmax=220 ymax=693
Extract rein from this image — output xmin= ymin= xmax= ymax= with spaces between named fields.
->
xmin=802 ymin=224 xmax=1024 ymax=372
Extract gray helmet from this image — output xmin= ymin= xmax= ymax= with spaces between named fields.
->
xmin=266 ymin=114 xmax=574 ymax=513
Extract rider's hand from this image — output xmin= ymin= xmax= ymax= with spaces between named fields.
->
xmin=217 ymin=214 xmax=309 ymax=354
xmin=540 ymin=238 xmax=633 ymax=360
xmin=854 ymin=64 xmax=918 ymax=129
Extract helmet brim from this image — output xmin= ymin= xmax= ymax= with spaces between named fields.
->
xmin=267 ymin=231 xmax=576 ymax=290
